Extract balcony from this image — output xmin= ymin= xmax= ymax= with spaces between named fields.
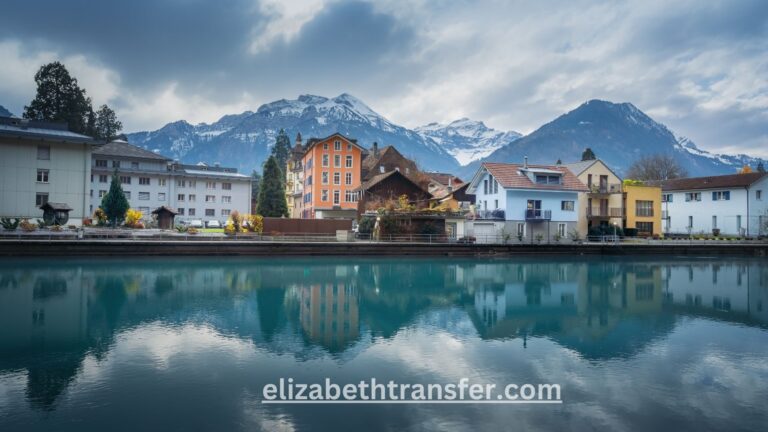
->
xmin=525 ymin=209 xmax=551 ymax=221
xmin=473 ymin=209 xmax=505 ymax=220
xmin=588 ymin=207 xmax=624 ymax=218
xmin=588 ymin=183 xmax=622 ymax=194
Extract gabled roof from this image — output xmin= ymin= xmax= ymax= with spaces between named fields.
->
xmin=469 ymin=162 xmax=588 ymax=192
xmin=433 ymin=182 xmax=471 ymax=201
xmin=658 ymin=172 xmax=768 ymax=191
xmin=561 ymin=159 xmax=622 ymax=180
xmin=93 ymin=140 xmax=170 ymax=161
xmin=152 ymin=205 xmax=178 ymax=215
xmin=302 ymin=133 xmax=364 ymax=156
xmin=362 ymin=145 xmax=411 ymax=172
xmin=354 ymin=169 xmax=426 ymax=194
xmin=427 ymin=172 xmax=464 ymax=186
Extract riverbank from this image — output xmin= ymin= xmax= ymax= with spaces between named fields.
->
xmin=2 ymin=239 xmax=767 ymax=257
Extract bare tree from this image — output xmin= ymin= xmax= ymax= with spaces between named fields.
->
xmin=626 ymin=154 xmax=688 ymax=181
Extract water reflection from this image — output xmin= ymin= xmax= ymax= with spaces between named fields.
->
xmin=0 ymin=257 xmax=766 ymax=430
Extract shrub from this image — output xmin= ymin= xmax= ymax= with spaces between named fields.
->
xmin=93 ymin=208 xmax=107 ymax=226
xmin=187 ymin=227 xmax=198 ymax=235
xmin=416 ymin=221 xmax=443 ymax=235
xmin=124 ymin=209 xmax=144 ymax=228
xmin=358 ymin=217 xmax=375 ymax=235
xmin=588 ymin=225 xmax=624 ymax=237
xmin=50 ymin=225 xmax=63 ymax=232
xmin=245 ymin=214 xmax=263 ymax=233
xmin=568 ymin=229 xmax=582 ymax=242
xmin=1 ymin=217 xmax=20 ymax=231
xmin=19 ymin=219 xmax=37 ymax=232
xmin=175 ymin=225 xmax=188 ymax=233
xmin=229 ymin=210 xmax=242 ymax=233
xmin=624 ymin=228 xmax=638 ymax=237
xmin=82 ymin=217 xmax=93 ymax=227
xmin=224 ymin=222 xmax=236 ymax=235
xmin=553 ymin=233 xmax=562 ymax=243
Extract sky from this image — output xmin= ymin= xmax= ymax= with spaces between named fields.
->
xmin=0 ymin=0 xmax=766 ymax=157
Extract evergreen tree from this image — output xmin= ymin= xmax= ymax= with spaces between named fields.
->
xmin=581 ymin=148 xmax=596 ymax=161
xmin=250 ymin=170 xmax=262 ymax=213
xmin=758 ymin=161 xmax=766 ymax=173
xmin=94 ymin=104 xmax=123 ymax=141
xmin=23 ymin=62 xmax=93 ymax=135
xmin=101 ymin=171 xmax=130 ymax=227
xmin=271 ymin=129 xmax=291 ymax=172
xmin=257 ymin=156 xmax=288 ymax=217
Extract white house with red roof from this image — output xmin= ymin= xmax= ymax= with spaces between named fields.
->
xmin=466 ymin=159 xmax=588 ymax=242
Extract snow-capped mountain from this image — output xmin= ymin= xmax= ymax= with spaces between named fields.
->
xmin=0 ymin=105 xmax=14 ymax=117
xmin=416 ymin=118 xmax=521 ymax=165
xmin=461 ymin=99 xmax=764 ymax=179
xmin=126 ymin=93 xmax=459 ymax=173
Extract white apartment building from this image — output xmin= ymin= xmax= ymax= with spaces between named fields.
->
xmin=660 ymin=172 xmax=768 ymax=236
xmin=90 ymin=140 xmax=251 ymax=224
xmin=0 ymin=117 xmax=97 ymax=225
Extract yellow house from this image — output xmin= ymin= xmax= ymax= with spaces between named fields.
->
xmin=561 ymin=159 xmax=623 ymax=237
xmin=623 ymin=183 xmax=662 ymax=236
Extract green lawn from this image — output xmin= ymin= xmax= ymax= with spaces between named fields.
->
xmin=198 ymin=228 xmax=224 ymax=233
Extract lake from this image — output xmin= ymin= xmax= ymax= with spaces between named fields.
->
xmin=1 ymin=256 xmax=767 ymax=431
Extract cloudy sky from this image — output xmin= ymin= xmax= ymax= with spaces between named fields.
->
xmin=0 ymin=0 xmax=766 ymax=156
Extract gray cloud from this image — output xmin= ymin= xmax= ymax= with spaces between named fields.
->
xmin=0 ymin=0 xmax=765 ymax=157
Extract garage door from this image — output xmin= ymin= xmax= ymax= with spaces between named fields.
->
xmin=473 ymin=223 xmax=498 ymax=244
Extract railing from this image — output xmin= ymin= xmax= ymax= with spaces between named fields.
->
xmin=472 ymin=209 xmax=505 ymax=220
xmin=525 ymin=209 xmax=551 ymax=220
xmin=636 ymin=209 xmax=654 ymax=217
xmin=588 ymin=207 xmax=624 ymax=218
xmin=588 ymin=183 xmax=622 ymax=194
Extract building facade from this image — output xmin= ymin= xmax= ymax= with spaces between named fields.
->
xmin=0 ymin=117 xmax=97 ymax=225
xmin=659 ymin=172 xmax=768 ymax=236
xmin=623 ymin=184 xmax=662 ymax=236
xmin=466 ymin=161 xmax=587 ymax=242
xmin=286 ymin=133 xmax=305 ymax=218
xmin=300 ymin=133 xmax=365 ymax=219
xmin=561 ymin=159 xmax=624 ymax=237
xmin=90 ymin=140 xmax=251 ymax=224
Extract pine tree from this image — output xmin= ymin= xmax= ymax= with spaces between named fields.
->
xmin=257 ymin=156 xmax=288 ymax=217
xmin=94 ymin=104 xmax=123 ymax=141
xmin=23 ymin=62 xmax=93 ymax=135
xmin=581 ymin=148 xmax=596 ymax=161
xmin=250 ymin=170 xmax=262 ymax=213
xmin=101 ymin=171 xmax=130 ymax=227
xmin=271 ymin=129 xmax=291 ymax=173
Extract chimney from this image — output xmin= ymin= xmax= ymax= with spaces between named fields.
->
xmin=372 ymin=142 xmax=379 ymax=157
xmin=524 ymin=156 xmax=528 ymax=168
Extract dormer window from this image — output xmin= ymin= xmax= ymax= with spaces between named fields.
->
xmin=380 ymin=165 xmax=385 ymax=173
xmin=535 ymin=175 xmax=561 ymax=185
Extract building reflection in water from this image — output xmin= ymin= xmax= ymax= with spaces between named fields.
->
xmin=0 ymin=257 xmax=766 ymax=412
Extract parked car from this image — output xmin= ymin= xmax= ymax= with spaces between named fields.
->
xmin=206 ymin=220 xmax=221 ymax=228
xmin=188 ymin=219 xmax=204 ymax=228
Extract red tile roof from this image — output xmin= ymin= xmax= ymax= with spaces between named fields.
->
xmin=658 ymin=172 xmax=767 ymax=191
xmin=482 ymin=162 xmax=588 ymax=192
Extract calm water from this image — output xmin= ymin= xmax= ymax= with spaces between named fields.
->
xmin=1 ymin=256 xmax=767 ymax=431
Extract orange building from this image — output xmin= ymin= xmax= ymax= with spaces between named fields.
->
xmin=300 ymin=133 xmax=365 ymax=219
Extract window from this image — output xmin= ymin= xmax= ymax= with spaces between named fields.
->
xmin=222 ymin=182 xmax=231 ymax=190
xmin=757 ymin=190 xmax=763 ymax=200
xmin=636 ymin=222 xmax=654 ymax=233
xmin=35 ymin=193 xmax=48 ymax=207
xmin=99 ymin=190 xmax=107 ymax=198
xmin=712 ymin=191 xmax=730 ymax=201
xmin=139 ymin=177 xmax=150 ymax=185
xmin=177 ymin=194 xmax=185 ymax=201
xmin=662 ymin=193 xmax=673 ymax=203
xmin=483 ymin=179 xmax=488 ymax=194
xmin=685 ymin=192 xmax=701 ymax=202
xmin=346 ymin=155 xmax=353 ymax=168
xmin=347 ymin=143 xmax=352 ymax=151
xmin=188 ymin=194 xmax=196 ymax=202
xmin=561 ymin=200 xmax=575 ymax=211
xmin=221 ymin=209 xmax=230 ymax=216
xmin=737 ymin=215 xmax=742 ymax=232
xmin=158 ymin=193 xmax=166 ymax=201
xmin=120 ymin=175 xmax=131 ymax=184
xmin=113 ymin=161 xmax=121 ymax=168
xmin=99 ymin=175 xmax=108 ymax=183
xmin=158 ymin=178 xmax=166 ymax=186
xmin=131 ymin=161 xmax=140 ymax=169
xmin=206 ymin=181 xmax=216 ymax=189
xmin=177 ymin=180 xmax=185 ymax=188
xmin=37 ymin=145 xmax=50 ymax=160
xmin=688 ymin=216 xmax=693 ymax=229
xmin=322 ymin=189 xmax=328 ymax=201
xmin=36 ymin=169 xmax=49 ymax=183
xmin=517 ymin=223 xmax=525 ymax=237
xmin=222 ymin=196 xmax=231 ymax=203
xmin=334 ymin=155 xmax=341 ymax=167
xmin=345 ymin=172 xmax=352 ymax=185
xmin=636 ymin=200 xmax=654 ymax=217
xmin=322 ymin=154 xmax=329 ymax=167
xmin=493 ymin=180 xmax=498 ymax=194
xmin=379 ymin=165 xmax=385 ymax=173
xmin=323 ymin=142 xmax=329 ymax=150
xmin=124 ymin=191 xmax=131 ymax=200
xmin=138 ymin=192 xmax=150 ymax=200
xmin=95 ymin=159 xmax=107 ymax=167
xmin=558 ymin=223 xmax=566 ymax=237
xmin=333 ymin=172 xmax=340 ymax=185
xmin=535 ymin=175 xmax=561 ymax=185
xmin=188 ymin=208 xmax=195 ymax=216
xmin=205 ymin=209 xmax=215 ymax=216
xmin=205 ymin=195 xmax=215 ymax=203
xmin=178 ymin=208 xmax=185 ymax=215
xmin=712 ymin=215 xmax=717 ymax=229
xmin=494 ymin=199 xmax=499 ymax=209
xmin=334 ymin=140 xmax=341 ymax=151
xmin=307 ymin=175 xmax=312 ymax=186
xmin=188 ymin=180 xmax=196 ymax=188
xmin=333 ymin=190 xmax=340 ymax=205
xmin=322 ymin=171 xmax=329 ymax=184
xmin=345 ymin=191 xmax=359 ymax=202
xmin=90 ymin=189 xmax=93 ymax=197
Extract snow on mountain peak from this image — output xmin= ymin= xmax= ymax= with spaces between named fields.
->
xmin=416 ymin=118 xmax=522 ymax=165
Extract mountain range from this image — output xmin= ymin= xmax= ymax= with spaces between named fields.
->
xmin=0 ymin=105 xmax=14 ymax=117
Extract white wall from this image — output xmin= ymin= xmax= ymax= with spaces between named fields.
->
xmin=505 ymin=190 xmax=579 ymax=222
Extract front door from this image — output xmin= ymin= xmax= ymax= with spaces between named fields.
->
xmin=527 ymin=200 xmax=541 ymax=218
